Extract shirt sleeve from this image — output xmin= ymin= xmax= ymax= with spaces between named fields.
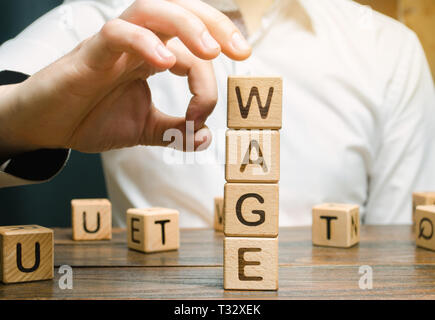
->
xmin=0 ymin=70 xmax=70 ymax=188
xmin=365 ymin=31 xmax=435 ymax=224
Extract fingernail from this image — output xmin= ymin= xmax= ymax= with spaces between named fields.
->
xmin=231 ymin=32 xmax=251 ymax=52
xmin=156 ymin=44 xmax=174 ymax=60
xmin=201 ymin=31 xmax=220 ymax=51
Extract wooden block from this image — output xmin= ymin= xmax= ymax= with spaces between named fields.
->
xmin=224 ymin=183 xmax=279 ymax=237
xmin=227 ymin=76 xmax=282 ymax=129
xmin=0 ymin=225 xmax=53 ymax=284
xmin=226 ymin=129 xmax=280 ymax=182
xmin=312 ymin=203 xmax=360 ymax=248
xmin=127 ymin=208 xmax=179 ymax=253
xmin=415 ymin=205 xmax=435 ymax=251
xmin=412 ymin=192 xmax=435 ymax=224
xmin=71 ymin=199 xmax=112 ymax=241
xmin=224 ymin=237 xmax=278 ymax=290
xmin=214 ymin=197 xmax=224 ymax=232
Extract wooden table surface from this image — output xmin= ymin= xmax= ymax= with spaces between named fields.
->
xmin=1 ymin=226 xmax=434 ymax=300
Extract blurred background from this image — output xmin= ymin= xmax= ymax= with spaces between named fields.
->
xmin=0 ymin=0 xmax=434 ymax=227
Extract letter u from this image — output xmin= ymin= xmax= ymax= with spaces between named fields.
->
xmin=16 ymin=242 xmax=40 ymax=273
xmin=83 ymin=211 xmax=100 ymax=233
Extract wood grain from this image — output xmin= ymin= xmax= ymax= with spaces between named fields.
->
xmin=224 ymin=183 xmax=279 ymax=237
xmin=1 ymin=226 xmax=434 ymax=299
xmin=1 ymin=264 xmax=434 ymax=299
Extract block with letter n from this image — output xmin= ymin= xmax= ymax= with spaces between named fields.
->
xmin=127 ymin=208 xmax=179 ymax=253
xmin=227 ymin=76 xmax=282 ymax=129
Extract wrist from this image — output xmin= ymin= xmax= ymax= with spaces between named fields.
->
xmin=0 ymin=83 xmax=40 ymax=158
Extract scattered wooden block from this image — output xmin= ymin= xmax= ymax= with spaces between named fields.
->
xmin=413 ymin=192 xmax=435 ymax=224
xmin=214 ymin=197 xmax=224 ymax=232
xmin=415 ymin=205 xmax=435 ymax=251
xmin=312 ymin=203 xmax=360 ymax=248
xmin=227 ymin=76 xmax=282 ymax=129
xmin=224 ymin=237 xmax=278 ymax=290
xmin=127 ymin=208 xmax=179 ymax=253
xmin=0 ymin=225 xmax=53 ymax=284
xmin=226 ymin=129 xmax=280 ymax=182
xmin=224 ymin=183 xmax=279 ymax=237
xmin=71 ymin=199 xmax=112 ymax=241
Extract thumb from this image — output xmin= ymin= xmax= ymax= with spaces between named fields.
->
xmin=143 ymin=105 xmax=212 ymax=151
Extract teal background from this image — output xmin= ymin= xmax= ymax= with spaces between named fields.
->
xmin=0 ymin=0 xmax=108 ymax=227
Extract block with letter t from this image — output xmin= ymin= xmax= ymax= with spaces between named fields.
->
xmin=0 ymin=225 xmax=53 ymax=284
xmin=227 ymin=76 xmax=282 ymax=129
xmin=127 ymin=208 xmax=179 ymax=253
xmin=312 ymin=203 xmax=360 ymax=248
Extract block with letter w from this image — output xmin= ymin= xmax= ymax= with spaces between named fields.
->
xmin=227 ymin=77 xmax=282 ymax=129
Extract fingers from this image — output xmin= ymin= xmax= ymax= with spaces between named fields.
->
xmin=121 ymin=0 xmax=221 ymax=60
xmin=167 ymin=39 xmax=218 ymax=131
xmin=143 ymin=106 xmax=212 ymax=151
xmin=82 ymin=18 xmax=176 ymax=70
xmin=168 ymin=0 xmax=252 ymax=61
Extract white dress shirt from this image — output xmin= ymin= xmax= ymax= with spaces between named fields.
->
xmin=1 ymin=0 xmax=434 ymax=227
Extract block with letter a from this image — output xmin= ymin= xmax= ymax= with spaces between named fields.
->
xmin=127 ymin=208 xmax=179 ymax=253
xmin=312 ymin=203 xmax=360 ymax=248
xmin=227 ymin=76 xmax=282 ymax=129
xmin=0 ymin=225 xmax=53 ymax=283
xmin=71 ymin=199 xmax=112 ymax=240
xmin=415 ymin=205 xmax=435 ymax=251
xmin=224 ymin=237 xmax=278 ymax=290
xmin=226 ymin=129 xmax=280 ymax=182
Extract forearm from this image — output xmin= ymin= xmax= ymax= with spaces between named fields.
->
xmin=0 ymin=83 xmax=39 ymax=160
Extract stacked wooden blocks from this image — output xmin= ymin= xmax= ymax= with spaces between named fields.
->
xmin=224 ymin=76 xmax=282 ymax=290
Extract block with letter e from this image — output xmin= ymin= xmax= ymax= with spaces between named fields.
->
xmin=415 ymin=205 xmax=435 ymax=251
xmin=224 ymin=183 xmax=279 ymax=237
xmin=312 ymin=203 xmax=360 ymax=248
xmin=0 ymin=225 xmax=53 ymax=284
xmin=71 ymin=199 xmax=112 ymax=241
xmin=224 ymin=237 xmax=278 ymax=290
xmin=227 ymin=76 xmax=282 ymax=129
xmin=127 ymin=208 xmax=179 ymax=253
xmin=226 ymin=129 xmax=280 ymax=182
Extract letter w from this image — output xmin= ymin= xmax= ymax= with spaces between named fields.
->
xmin=236 ymin=86 xmax=274 ymax=119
